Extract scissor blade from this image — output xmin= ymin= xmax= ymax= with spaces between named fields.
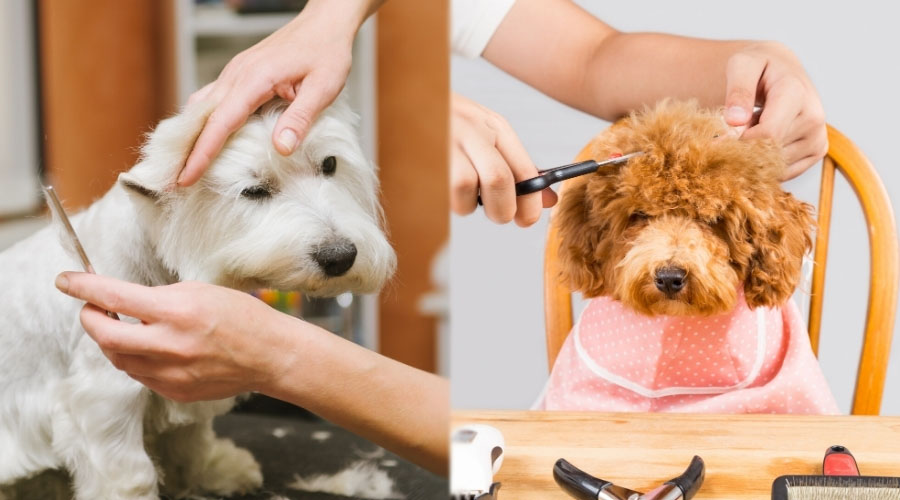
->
xmin=538 ymin=151 xmax=643 ymax=175
xmin=598 ymin=151 xmax=644 ymax=167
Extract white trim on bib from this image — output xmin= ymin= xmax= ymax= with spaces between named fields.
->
xmin=571 ymin=306 xmax=768 ymax=398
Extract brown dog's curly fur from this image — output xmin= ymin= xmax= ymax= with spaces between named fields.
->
xmin=556 ymin=100 xmax=813 ymax=316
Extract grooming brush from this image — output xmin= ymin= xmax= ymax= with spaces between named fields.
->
xmin=554 ymin=456 xmax=705 ymax=500
xmin=450 ymin=424 xmax=505 ymax=500
xmin=772 ymin=445 xmax=900 ymax=500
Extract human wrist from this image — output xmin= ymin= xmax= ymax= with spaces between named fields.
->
xmin=252 ymin=310 xmax=311 ymax=399
xmin=297 ymin=0 xmax=376 ymax=38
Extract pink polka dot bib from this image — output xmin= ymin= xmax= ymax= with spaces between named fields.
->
xmin=541 ymin=291 xmax=839 ymax=414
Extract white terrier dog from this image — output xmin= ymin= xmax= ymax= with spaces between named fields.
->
xmin=0 ymin=98 xmax=396 ymax=499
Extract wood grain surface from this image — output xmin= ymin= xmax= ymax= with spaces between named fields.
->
xmin=453 ymin=410 xmax=900 ymax=499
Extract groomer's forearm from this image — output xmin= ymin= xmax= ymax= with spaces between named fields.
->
xmin=300 ymin=0 xmax=384 ymax=33
xmin=261 ymin=314 xmax=449 ymax=476
xmin=579 ymin=33 xmax=756 ymax=119
xmin=483 ymin=0 xmax=757 ymax=120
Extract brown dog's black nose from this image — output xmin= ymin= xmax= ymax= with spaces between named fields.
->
xmin=313 ymin=240 xmax=357 ymax=277
xmin=655 ymin=267 xmax=686 ymax=296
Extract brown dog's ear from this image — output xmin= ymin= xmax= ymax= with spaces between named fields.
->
xmin=743 ymin=192 xmax=815 ymax=308
xmin=555 ymin=178 xmax=612 ymax=297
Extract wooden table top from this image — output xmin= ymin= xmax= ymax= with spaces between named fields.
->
xmin=452 ymin=410 xmax=900 ymax=499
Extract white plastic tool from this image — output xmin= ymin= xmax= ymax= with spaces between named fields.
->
xmin=450 ymin=424 xmax=505 ymax=499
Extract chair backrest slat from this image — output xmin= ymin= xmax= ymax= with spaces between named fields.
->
xmin=808 ymin=156 xmax=836 ymax=355
xmin=822 ymin=126 xmax=899 ymax=415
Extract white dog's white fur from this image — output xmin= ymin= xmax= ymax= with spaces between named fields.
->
xmin=0 ymin=97 xmax=396 ymax=499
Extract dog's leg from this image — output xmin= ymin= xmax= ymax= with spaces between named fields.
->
xmin=51 ymin=337 xmax=159 ymax=500
xmin=153 ymin=418 xmax=262 ymax=498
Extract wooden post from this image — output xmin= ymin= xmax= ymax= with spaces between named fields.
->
xmin=376 ymin=0 xmax=449 ymax=372
xmin=38 ymin=0 xmax=177 ymax=209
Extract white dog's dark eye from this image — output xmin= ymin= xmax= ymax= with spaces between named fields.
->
xmin=240 ymin=185 xmax=272 ymax=200
xmin=322 ymin=156 xmax=337 ymax=176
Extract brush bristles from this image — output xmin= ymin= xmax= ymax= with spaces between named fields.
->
xmin=785 ymin=476 xmax=900 ymax=500
xmin=787 ymin=486 xmax=900 ymax=499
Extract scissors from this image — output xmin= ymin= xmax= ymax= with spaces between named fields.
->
xmin=43 ymin=185 xmax=120 ymax=320
xmin=477 ymin=152 xmax=642 ymax=206
xmin=514 ymin=151 xmax=644 ymax=196
xmin=477 ymin=106 xmax=763 ymax=206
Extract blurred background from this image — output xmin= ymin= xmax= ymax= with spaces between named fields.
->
xmin=0 ymin=0 xmax=449 ymax=378
xmin=450 ymin=1 xmax=900 ymax=415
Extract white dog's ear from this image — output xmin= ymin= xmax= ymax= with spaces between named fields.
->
xmin=118 ymin=100 xmax=216 ymax=200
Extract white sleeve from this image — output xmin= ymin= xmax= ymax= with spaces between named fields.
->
xmin=451 ymin=0 xmax=517 ymax=59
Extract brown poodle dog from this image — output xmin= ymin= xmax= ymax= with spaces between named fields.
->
xmin=540 ymin=100 xmax=838 ymax=414
xmin=556 ymin=100 xmax=813 ymax=316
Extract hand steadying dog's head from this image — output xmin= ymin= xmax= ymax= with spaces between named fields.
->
xmin=119 ymin=97 xmax=396 ymax=296
xmin=556 ymin=100 xmax=813 ymax=316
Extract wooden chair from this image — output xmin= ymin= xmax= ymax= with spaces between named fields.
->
xmin=543 ymin=125 xmax=899 ymax=415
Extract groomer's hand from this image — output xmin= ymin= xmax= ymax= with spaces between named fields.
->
xmin=451 ymin=93 xmax=557 ymax=227
xmin=722 ymin=42 xmax=827 ymax=180
xmin=54 ymin=272 xmax=293 ymax=402
xmin=178 ymin=0 xmax=381 ymax=186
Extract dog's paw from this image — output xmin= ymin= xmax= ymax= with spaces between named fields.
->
xmin=192 ymin=438 xmax=263 ymax=496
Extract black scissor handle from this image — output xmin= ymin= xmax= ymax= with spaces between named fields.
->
xmin=476 ymin=152 xmax=640 ymax=206
xmin=553 ymin=459 xmax=614 ymax=500
xmin=515 ymin=152 xmax=641 ymax=196
xmin=665 ymin=456 xmax=705 ymax=500
xmin=514 ymin=160 xmax=600 ymax=196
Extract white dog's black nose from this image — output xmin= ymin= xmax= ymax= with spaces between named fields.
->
xmin=313 ymin=240 xmax=357 ymax=277
xmin=655 ymin=267 xmax=686 ymax=296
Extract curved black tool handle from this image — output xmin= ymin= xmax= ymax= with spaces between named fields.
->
xmin=664 ymin=456 xmax=705 ymax=500
xmin=477 ymin=152 xmax=641 ymax=205
xmin=553 ymin=458 xmax=611 ymax=500
xmin=514 ymin=160 xmax=600 ymax=195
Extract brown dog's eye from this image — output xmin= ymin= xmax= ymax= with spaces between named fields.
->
xmin=629 ymin=211 xmax=650 ymax=225
xmin=321 ymin=156 xmax=337 ymax=176
xmin=705 ymin=216 xmax=725 ymax=228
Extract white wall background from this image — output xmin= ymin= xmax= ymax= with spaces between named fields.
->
xmin=0 ymin=0 xmax=41 ymax=216
xmin=450 ymin=1 xmax=900 ymax=415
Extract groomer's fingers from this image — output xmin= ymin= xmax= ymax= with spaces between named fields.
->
xmin=542 ymin=188 xmax=559 ymax=208
xmin=723 ymin=52 xmax=767 ymax=126
xmin=132 ymin=374 xmax=238 ymax=403
xmin=492 ymin=116 xmax=544 ymax=227
xmin=187 ymin=82 xmax=216 ymax=107
xmin=78 ymin=304 xmax=160 ymax=354
xmin=460 ymin=132 xmax=516 ymax=224
xmin=105 ymin=352 xmax=152 ymax=375
xmin=130 ymin=375 xmax=197 ymax=403
xmin=106 ymin=353 xmax=190 ymax=380
xmin=782 ymin=132 xmax=828 ymax=167
xmin=272 ymin=71 xmax=344 ymax=155
xmin=450 ymin=146 xmax=479 ymax=215
xmin=57 ymin=272 xmax=166 ymax=322
xmin=784 ymin=155 xmax=822 ymax=181
xmin=178 ymin=79 xmax=275 ymax=186
xmin=742 ymin=77 xmax=805 ymax=143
